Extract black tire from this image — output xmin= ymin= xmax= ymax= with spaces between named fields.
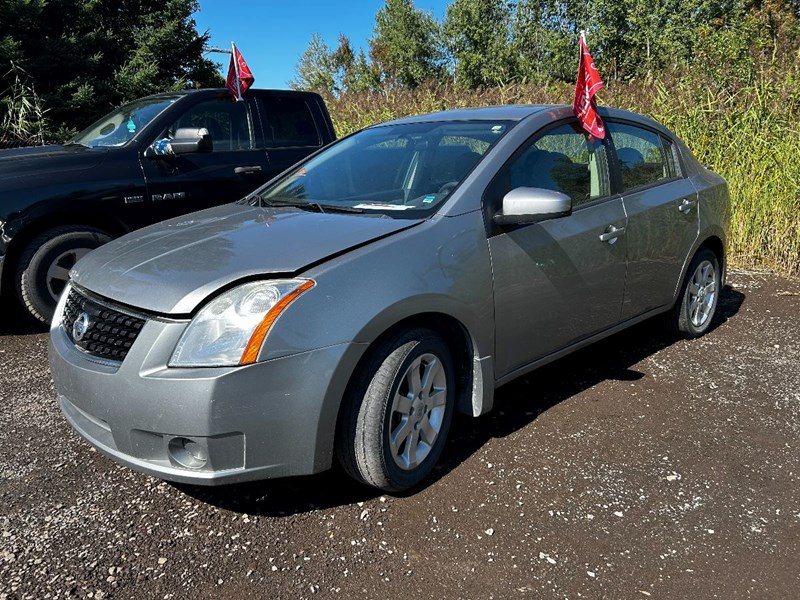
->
xmin=670 ymin=247 xmax=721 ymax=339
xmin=16 ymin=226 xmax=112 ymax=324
xmin=337 ymin=328 xmax=456 ymax=492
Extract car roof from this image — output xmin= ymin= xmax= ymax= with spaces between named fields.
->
xmin=378 ymin=104 xmax=674 ymax=138
xmin=383 ymin=105 xmax=553 ymax=125
xmin=137 ymin=88 xmax=322 ymax=101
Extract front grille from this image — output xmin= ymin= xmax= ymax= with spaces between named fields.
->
xmin=62 ymin=287 xmax=146 ymax=362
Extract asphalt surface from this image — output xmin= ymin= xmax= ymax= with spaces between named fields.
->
xmin=1 ymin=268 xmax=799 ymax=599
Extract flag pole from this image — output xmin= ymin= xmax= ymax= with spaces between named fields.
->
xmin=231 ymin=41 xmax=241 ymax=100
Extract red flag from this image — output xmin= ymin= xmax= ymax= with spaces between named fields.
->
xmin=572 ymin=35 xmax=605 ymax=139
xmin=226 ymin=43 xmax=255 ymax=101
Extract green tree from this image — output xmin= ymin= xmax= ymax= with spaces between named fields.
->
xmin=370 ymin=0 xmax=445 ymax=87
xmin=0 ymin=0 xmax=220 ymax=140
xmin=291 ymin=32 xmax=336 ymax=93
xmin=332 ymin=36 xmax=380 ymax=93
xmin=576 ymin=0 xmax=744 ymax=79
xmin=511 ymin=0 xmax=582 ymax=83
xmin=443 ymin=0 xmax=515 ymax=88
xmin=292 ymin=33 xmax=379 ymax=95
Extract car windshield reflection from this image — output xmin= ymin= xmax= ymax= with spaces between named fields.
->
xmin=69 ymin=96 xmax=179 ymax=148
xmin=259 ymin=120 xmax=513 ymax=214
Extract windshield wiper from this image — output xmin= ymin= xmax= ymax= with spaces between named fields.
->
xmin=238 ymin=193 xmax=261 ymax=206
xmin=314 ymin=203 xmax=364 ymax=214
xmin=258 ymin=198 xmax=364 ymax=214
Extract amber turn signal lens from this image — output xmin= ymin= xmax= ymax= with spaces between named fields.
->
xmin=239 ymin=280 xmax=315 ymax=365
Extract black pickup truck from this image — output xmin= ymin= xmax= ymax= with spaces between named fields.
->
xmin=0 ymin=88 xmax=336 ymax=322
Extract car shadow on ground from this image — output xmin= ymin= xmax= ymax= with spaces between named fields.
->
xmin=176 ymin=285 xmax=744 ymax=517
xmin=0 ymin=295 xmax=48 ymax=336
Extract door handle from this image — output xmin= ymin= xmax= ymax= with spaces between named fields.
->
xmin=599 ymin=225 xmax=626 ymax=244
xmin=234 ymin=165 xmax=262 ymax=175
xmin=678 ymin=198 xmax=697 ymax=214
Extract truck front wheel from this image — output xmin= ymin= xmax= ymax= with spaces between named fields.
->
xmin=16 ymin=226 xmax=112 ymax=324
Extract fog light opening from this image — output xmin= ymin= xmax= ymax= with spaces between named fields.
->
xmin=168 ymin=437 xmax=208 ymax=469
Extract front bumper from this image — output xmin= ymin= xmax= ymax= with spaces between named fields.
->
xmin=49 ymin=314 xmax=361 ymax=485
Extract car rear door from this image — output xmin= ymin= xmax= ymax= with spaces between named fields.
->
xmin=606 ymin=120 xmax=700 ymax=318
xmin=140 ymin=94 xmax=270 ymax=221
xmin=486 ymin=120 xmax=628 ymax=378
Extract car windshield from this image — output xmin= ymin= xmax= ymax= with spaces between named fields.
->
xmin=258 ymin=120 xmax=513 ymax=214
xmin=69 ymin=96 xmax=179 ymax=148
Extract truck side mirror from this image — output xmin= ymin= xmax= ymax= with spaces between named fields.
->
xmin=169 ymin=127 xmax=213 ymax=155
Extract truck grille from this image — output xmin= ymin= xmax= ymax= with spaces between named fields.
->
xmin=62 ymin=287 xmax=146 ymax=362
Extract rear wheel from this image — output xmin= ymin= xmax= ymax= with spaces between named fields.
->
xmin=337 ymin=328 xmax=455 ymax=492
xmin=16 ymin=226 xmax=112 ymax=323
xmin=671 ymin=247 xmax=720 ymax=338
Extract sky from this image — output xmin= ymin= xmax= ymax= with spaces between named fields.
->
xmin=193 ymin=0 xmax=451 ymax=89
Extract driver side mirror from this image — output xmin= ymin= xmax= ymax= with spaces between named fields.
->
xmin=144 ymin=127 xmax=213 ymax=159
xmin=493 ymin=187 xmax=572 ymax=226
xmin=169 ymin=127 xmax=213 ymax=155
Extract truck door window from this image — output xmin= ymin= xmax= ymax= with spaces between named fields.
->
xmin=168 ymin=98 xmax=255 ymax=151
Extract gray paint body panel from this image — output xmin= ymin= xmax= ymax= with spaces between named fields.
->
xmin=490 ymin=197 xmax=628 ymax=376
xmin=620 ymin=177 xmax=699 ymax=318
xmin=71 ymin=203 xmax=422 ymax=314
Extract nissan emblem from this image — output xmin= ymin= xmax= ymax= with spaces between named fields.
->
xmin=72 ymin=312 xmax=91 ymax=342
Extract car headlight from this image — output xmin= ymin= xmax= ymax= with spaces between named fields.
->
xmin=169 ymin=279 xmax=314 ymax=367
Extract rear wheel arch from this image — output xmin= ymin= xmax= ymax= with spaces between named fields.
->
xmin=669 ymin=245 xmax=722 ymax=338
xmin=699 ymin=235 xmax=725 ymax=281
xmin=671 ymin=234 xmax=726 ymax=307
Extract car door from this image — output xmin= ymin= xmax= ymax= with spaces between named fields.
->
xmin=606 ymin=121 xmax=700 ymax=318
xmin=140 ymin=95 xmax=270 ymax=221
xmin=486 ymin=121 xmax=628 ymax=378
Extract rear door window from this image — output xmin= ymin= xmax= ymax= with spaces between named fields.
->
xmin=607 ymin=122 xmax=680 ymax=191
xmin=260 ymin=96 xmax=321 ymax=148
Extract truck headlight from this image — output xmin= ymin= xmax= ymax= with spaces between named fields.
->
xmin=169 ymin=279 xmax=314 ymax=367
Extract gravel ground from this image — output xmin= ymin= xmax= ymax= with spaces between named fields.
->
xmin=1 ymin=268 xmax=798 ymax=600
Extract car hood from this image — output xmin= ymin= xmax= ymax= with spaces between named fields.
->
xmin=0 ymin=145 xmax=106 ymax=181
xmin=71 ymin=203 xmax=423 ymax=315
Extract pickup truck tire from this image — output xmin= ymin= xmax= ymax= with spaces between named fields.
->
xmin=16 ymin=226 xmax=112 ymax=323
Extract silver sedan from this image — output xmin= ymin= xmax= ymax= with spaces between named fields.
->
xmin=48 ymin=105 xmax=729 ymax=492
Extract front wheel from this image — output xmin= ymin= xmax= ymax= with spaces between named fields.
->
xmin=671 ymin=248 xmax=721 ymax=338
xmin=337 ymin=328 xmax=455 ymax=492
xmin=16 ymin=226 xmax=112 ymax=323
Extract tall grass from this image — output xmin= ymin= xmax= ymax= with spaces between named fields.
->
xmin=0 ymin=62 xmax=49 ymax=146
xmin=326 ymin=73 xmax=800 ymax=275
